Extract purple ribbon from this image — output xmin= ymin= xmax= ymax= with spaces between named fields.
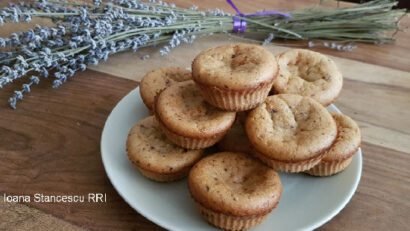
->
xmin=227 ymin=0 xmax=292 ymax=33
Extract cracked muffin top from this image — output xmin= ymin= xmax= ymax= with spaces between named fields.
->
xmin=192 ymin=43 xmax=278 ymax=91
xmin=126 ymin=116 xmax=203 ymax=174
xmin=188 ymin=152 xmax=282 ymax=216
xmin=155 ymin=80 xmax=236 ymax=138
xmin=245 ymin=94 xmax=337 ymax=161
xmin=273 ymin=49 xmax=343 ymax=106
xmin=140 ymin=67 xmax=191 ymax=112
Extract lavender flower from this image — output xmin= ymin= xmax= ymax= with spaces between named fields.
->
xmin=30 ymin=75 xmax=40 ymax=84
xmin=8 ymin=97 xmax=17 ymax=109
xmin=308 ymin=41 xmax=357 ymax=51
xmin=263 ymin=33 xmax=275 ymax=46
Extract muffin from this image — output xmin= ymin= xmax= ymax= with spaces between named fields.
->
xmin=217 ymin=112 xmax=253 ymax=154
xmin=192 ymin=43 xmax=278 ymax=111
xmin=245 ymin=94 xmax=337 ymax=172
xmin=273 ymin=49 xmax=343 ymax=106
xmin=154 ymin=80 xmax=236 ymax=149
xmin=306 ymin=113 xmax=361 ymax=176
xmin=189 ymin=152 xmax=282 ymax=230
xmin=139 ymin=67 xmax=191 ymax=113
xmin=126 ymin=116 xmax=203 ymax=182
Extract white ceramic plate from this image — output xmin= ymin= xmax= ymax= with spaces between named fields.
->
xmin=101 ymin=87 xmax=362 ymax=231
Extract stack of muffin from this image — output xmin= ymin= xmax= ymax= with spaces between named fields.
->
xmin=126 ymin=44 xmax=361 ymax=230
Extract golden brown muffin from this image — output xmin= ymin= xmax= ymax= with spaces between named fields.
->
xmin=245 ymin=94 xmax=337 ymax=172
xmin=126 ymin=116 xmax=203 ymax=182
xmin=192 ymin=43 xmax=278 ymax=111
xmin=154 ymin=80 xmax=236 ymax=149
xmin=189 ymin=152 xmax=282 ymax=230
xmin=306 ymin=113 xmax=361 ymax=176
xmin=139 ymin=67 xmax=191 ymax=113
xmin=273 ymin=49 xmax=343 ymax=106
xmin=217 ymin=112 xmax=253 ymax=154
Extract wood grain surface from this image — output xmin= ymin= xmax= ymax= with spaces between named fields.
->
xmin=0 ymin=0 xmax=409 ymax=231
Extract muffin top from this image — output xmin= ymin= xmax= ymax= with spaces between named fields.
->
xmin=126 ymin=116 xmax=203 ymax=174
xmin=140 ymin=67 xmax=191 ymax=111
xmin=273 ymin=49 xmax=343 ymax=106
xmin=155 ymin=80 xmax=236 ymax=138
xmin=192 ymin=43 xmax=278 ymax=91
xmin=323 ymin=113 xmax=361 ymax=162
xmin=189 ymin=152 xmax=282 ymax=216
xmin=246 ymin=94 xmax=337 ymax=161
xmin=217 ymin=112 xmax=253 ymax=154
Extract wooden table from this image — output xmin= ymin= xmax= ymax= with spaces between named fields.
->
xmin=0 ymin=0 xmax=409 ymax=230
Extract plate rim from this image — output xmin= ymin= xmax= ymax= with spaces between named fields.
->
xmin=101 ymin=87 xmax=362 ymax=231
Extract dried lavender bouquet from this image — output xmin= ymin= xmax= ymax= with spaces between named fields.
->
xmin=0 ymin=0 xmax=405 ymax=108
